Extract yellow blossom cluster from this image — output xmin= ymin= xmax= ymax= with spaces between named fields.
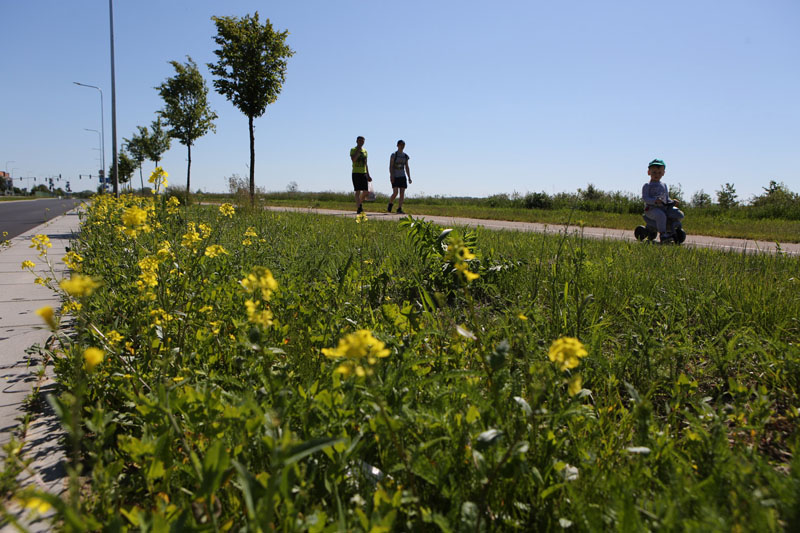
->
xmin=83 ymin=347 xmax=104 ymax=372
xmin=219 ymin=203 xmax=235 ymax=217
xmin=35 ymin=305 xmax=58 ymax=330
xmin=137 ymin=256 xmax=160 ymax=290
xmin=204 ymin=244 xmax=228 ymax=258
xmin=199 ymin=223 xmax=212 ymax=239
xmin=21 ymin=260 xmax=36 ymax=270
xmin=356 ymin=212 xmax=368 ymax=224
xmin=322 ymin=330 xmax=390 ymax=377
xmin=181 ymin=223 xmax=202 ymax=249
xmin=242 ymin=226 xmax=258 ymax=246
xmin=547 ymin=337 xmax=588 ymax=371
xmin=29 ymin=234 xmax=52 ymax=257
xmin=241 ymin=267 xmax=278 ymax=328
xmin=149 ymin=167 xmax=168 ymax=193
xmin=64 ymin=251 xmax=84 ymax=271
xmin=156 ymin=241 xmax=173 ymax=262
xmin=60 ymin=274 xmax=101 ymax=298
xmin=166 ymin=196 xmax=181 ymax=214
xmin=121 ymin=205 xmax=151 ymax=237
xmin=444 ymin=234 xmax=479 ymax=282
xmin=149 ymin=308 xmax=174 ymax=326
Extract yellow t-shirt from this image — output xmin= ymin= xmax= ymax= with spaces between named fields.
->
xmin=350 ymin=148 xmax=367 ymax=173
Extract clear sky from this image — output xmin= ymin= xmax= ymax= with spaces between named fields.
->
xmin=1 ymin=0 xmax=798 ymax=201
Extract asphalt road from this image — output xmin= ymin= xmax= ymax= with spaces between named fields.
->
xmin=0 ymin=198 xmax=84 ymax=240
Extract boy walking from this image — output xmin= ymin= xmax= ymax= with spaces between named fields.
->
xmin=642 ymin=158 xmax=684 ymax=243
xmin=350 ymin=136 xmax=371 ymax=214
xmin=387 ymin=140 xmax=411 ymax=214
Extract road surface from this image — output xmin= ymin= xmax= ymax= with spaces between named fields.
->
xmin=0 ymin=198 xmax=84 ymax=240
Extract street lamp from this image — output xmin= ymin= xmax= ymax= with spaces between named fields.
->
xmin=5 ymin=161 xmax=15 ymax=177
xmin=73 ymin=82 xmax=105 ymax=188
xmin=84 ymin=128 xmax=105 ymax=191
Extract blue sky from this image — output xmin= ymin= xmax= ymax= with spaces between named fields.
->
xmin=1 ymin=0 xmax=798 ymax=201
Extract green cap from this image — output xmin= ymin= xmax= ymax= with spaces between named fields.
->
xmin=648 ymin=158 xmax=666 ymax=168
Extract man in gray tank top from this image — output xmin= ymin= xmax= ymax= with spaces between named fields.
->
xmin=387 ymin=140 xmax=412 ymax=214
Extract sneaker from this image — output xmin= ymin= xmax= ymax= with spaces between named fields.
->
xmin=387 ymin=203 xmax=393 ymax=213
xmin=659 ymin=233 xmax=674 ymax=244
xmin=396 ymin=208 xmax=405 ymax=214
xmin=356 ymin=205 xmax=363 ymax=214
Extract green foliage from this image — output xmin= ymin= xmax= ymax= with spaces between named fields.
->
xmin=157 ymin=57 xmax=217 ymax=195
xmin=717 ymin=182 xmax=738 ymax=209
xmin=208 ymin=12 xmax=295 ymax=205
xmin=31 ymin=197 xmax=800 ymax=530
xmin=146 ymin=118 xmax=171 ymax=168
xmin=110 ymin=150 xmax=136 ymax=185
xmin=691 ymin=189 xmax=712 ymax=207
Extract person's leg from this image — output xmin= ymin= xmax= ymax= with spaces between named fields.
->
xmin=355 ymin=190 xmax=361 ymax=210
xmin=397 ymin=188 xmax=406 ymax=211
xmin=388 ymin=188 xmax=398 ymax=212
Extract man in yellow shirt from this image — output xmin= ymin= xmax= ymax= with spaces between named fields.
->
xmin=350 ymin=136 xmax=372 ymax=214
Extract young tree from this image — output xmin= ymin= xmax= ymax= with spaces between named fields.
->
xmin=146 ymin=118 xmax=172 ymax=170
xmin=690 ymin=189 xmax=712 ymax=208
xmin=157 ymin=57 xmax=217 ymax=197
xmin=716 ymin=182 xmax=738 ymax=209
xmin=110 ymin=150 xmax=137 ymax=189
xmin=208 ymin=12 xmax=295 ymax=205
xmin=124 ymin=126 xmax=149 ymax=192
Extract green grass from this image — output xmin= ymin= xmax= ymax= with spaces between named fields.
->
xmin=199 ymin=192 xmax=800 ymax=243
xmin=34 ymin=197 xmax=800 ymax=531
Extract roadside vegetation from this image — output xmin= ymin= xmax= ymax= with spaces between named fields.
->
xmin=11 ymin=186 xmax=799 ymax=531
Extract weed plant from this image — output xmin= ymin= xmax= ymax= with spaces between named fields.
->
xmin=15 ymin=192 xmax=800 ymax=531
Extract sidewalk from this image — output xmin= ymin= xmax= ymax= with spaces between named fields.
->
xmin=0 ymin=208 xmax=82 ymax=531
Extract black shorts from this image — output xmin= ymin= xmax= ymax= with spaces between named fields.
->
xmin=352 ymin=173 xmax=368 ymax=191
xmin=391 ymin=176 xmax=407 ymax=189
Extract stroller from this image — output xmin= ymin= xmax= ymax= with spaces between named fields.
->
xmin=634 ymin=201 xmax=686 ymax=244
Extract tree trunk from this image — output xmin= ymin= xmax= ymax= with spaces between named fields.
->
xmin=249 ymin=114 xmax=255 ymax=207
xmin=139 ymin=164 xmax=144 ymax=193
xmin=186 ymin=143 xmax=192 ymax=203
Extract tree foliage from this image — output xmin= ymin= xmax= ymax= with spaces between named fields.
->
xmin=157 ymin=57 xmax=217 ymax=195
xmin=110 ymin=150 xmax=137 ymax=186
xmin=208 ymin=12 xmax=294 ymax=205
xmin=146 ymin=118 xmax=172 ymax=168
xmin=716 ymin=182 xmax=738 ymax=209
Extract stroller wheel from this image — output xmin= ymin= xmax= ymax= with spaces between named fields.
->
xmin=634 ymin=226 xmax=648 ymax=241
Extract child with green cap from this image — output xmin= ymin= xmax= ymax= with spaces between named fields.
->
xmin=642 ymin=159 xmax=684 ymax=244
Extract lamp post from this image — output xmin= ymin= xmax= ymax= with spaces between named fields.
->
xmin=84 ymin=128 xmax=104 ymax=191
xmin=73 ymin=82 xmax=105 ymax=189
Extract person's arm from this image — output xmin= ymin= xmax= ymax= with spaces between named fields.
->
xmin=350 ymin=148 xmax=359 ymax=163
xmin=366 ymin=160 xmax=371 ymax=181
xmin=642 ymin=183 xmax=657 ymax=205
xmin=405 ymin=158 xmax=411 ymax=183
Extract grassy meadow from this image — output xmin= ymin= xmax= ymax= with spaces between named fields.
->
xmin=8 ymin=193 xmax=800 ymax=531
xmin=197 ymin=190 xmax=800 ymax=244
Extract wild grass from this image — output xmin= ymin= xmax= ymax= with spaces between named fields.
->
xmin=26 ymin=196 xmax=800 ymax=531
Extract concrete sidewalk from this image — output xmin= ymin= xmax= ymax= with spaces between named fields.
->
xmin=0 ymin=209 xmax=82 ymax=531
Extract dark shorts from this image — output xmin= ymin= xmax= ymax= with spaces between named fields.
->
xmin=391 ymin=176 xmax=407 ymax=189
xmin=352 ymin=173 xmax=368 ymax=191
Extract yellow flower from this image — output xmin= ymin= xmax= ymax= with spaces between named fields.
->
xmin=455 ymin=262 xmax=479 ymax=282
xmin=29 ymin=234 xmax=52 ymax=256
xmin=204 ymin=244 xmax=228 ymax=258
xmin=121 ymin=206 xmax=148 ymax=229
xmin=356 ymin=213 xmax=368 ymax=224
xmin=219 ymin=203 xmax=235 ymax=217
xmin=322 ymin=330 xmax=390 ymax=360
xmin=137 ymin=256 xmax=159 ymax=289
xmin=64 ymin=251 xmax=84 ymax=270
xmin=106 ymin=330 xmax=124 ymax=346
xmin=548 ymin=337 xmax=588 ymax=371
xmin=23 ymin=496 xmax=52 ymax=514
xmin=199 ymin=223 xmax=212 ymax=239
xmin=245 ymin=299 xmax=274 ymax=328
xmin=241 ymin=267 xmax=278 ymax=300
xmin=518 ymin=313 xmax=528 ymax=321
xmin=242 ymin=238 xmax=253 ymax=246
xmin=34 ymin=276 xmax=49 ymax=287
xmin=181 ymin=223 xmax=201 ymax=249
xmin=60 ymin=274 xmax=101 ymax=298
xmin=244 ymin=227 xmax=258 ymax=238
xmin=149 ymin=167 xmax=168 ymax=192
xmin=83 ymin=347 xmax=104 ymax=372
xmin=35 ymin=306 xmax=57 ymax=330
xmin=198 ymin=305 xmax=213 ymax=313
xmin=21 ymin=260 xmax=35 ymax=270
xmin=568 ymin=374 xmax=583 ymax=396
xmin=62 ymin=301 xmax=82 ymax=314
